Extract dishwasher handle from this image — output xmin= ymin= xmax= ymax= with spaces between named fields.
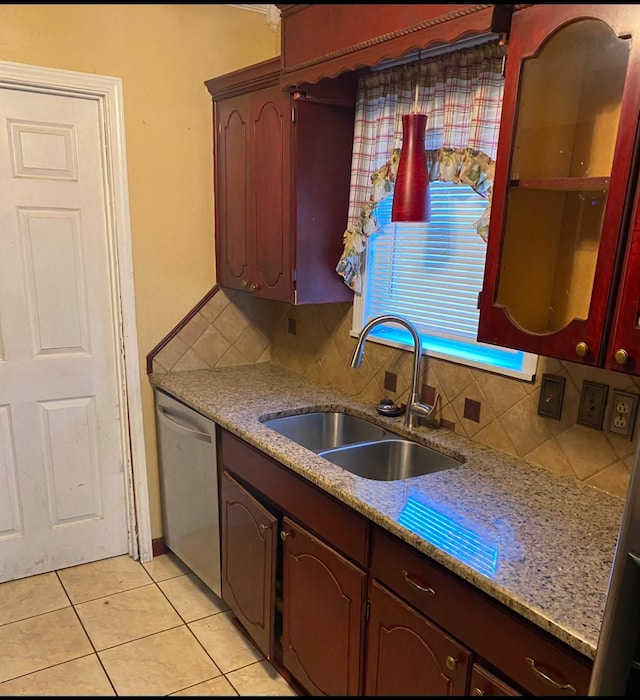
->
xmin=157 ymin=405 xmax=212 ymax=443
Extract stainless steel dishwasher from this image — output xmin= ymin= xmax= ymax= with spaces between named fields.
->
xmin=154 ymin=389 xmax=221 ymax=597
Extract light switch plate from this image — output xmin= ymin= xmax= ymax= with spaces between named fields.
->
xmin=538 ymin=374 xmax=565 ymax=420
xmin=577 ymin=380 xmax=608 ymax=430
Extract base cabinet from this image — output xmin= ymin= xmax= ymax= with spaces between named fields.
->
xmin=220 ymin=471 xmax=277 ymax=660
xmin=219 ymin=429 xmax=369 ymax=695
xmin=470 ymin=664 xmax=522 ymax=697
xmin=218 ymin=428 xmax=592 ymax=696
xmin=365 ymin=579 xmax=470 ymax=695
xmin=281 ymin=516 xmax=366 ymax=695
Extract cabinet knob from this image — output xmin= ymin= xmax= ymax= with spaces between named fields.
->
xmin=280 ymin=530 xmax=291 ymax=541
xmin=445 ymin=656 xmax=457 ymax=671
xmin=575 ymin=342 xmax=589 ymax=358
xmin=471 ymin=688 xmax=485 ymax=696
xmin=259 ymin=523 xmax=271 ymax=533
xmin=241 ymin=280 xmax=258 ymax=292
xmin=614 ymin=349 xmax=629 ymax=365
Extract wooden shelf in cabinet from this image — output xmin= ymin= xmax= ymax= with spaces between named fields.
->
xmin=510 ymin=176 xmax=610 ymax=192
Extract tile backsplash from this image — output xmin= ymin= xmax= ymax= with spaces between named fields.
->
xmin=151 ymin=288 xmax=639 ymax=499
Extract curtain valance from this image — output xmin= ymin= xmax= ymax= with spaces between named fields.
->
xmin=335 ymin=41 xmax=506 ymax=293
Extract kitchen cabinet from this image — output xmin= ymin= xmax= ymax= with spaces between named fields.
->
xmin=219 ymin=428 xmax=368 ymax=695
xmin=277 ymin=4 xmax=513 ymax=91
xmin=205 ymin=57 xmax=356 ymax=304
xmin=365 ymin=578 xmax=470 ymax=695
xmin=370 ymin=526 xmax=592 ymax=696
xmin=280 ymin=516 xmax=366 ymax=696
xmin=478 ymin=4 xmax=640 ymax=374
xmin=220 ymin=470 xmax=277 ymax=660
xmin=470 ymin=664 xmax=522 ymax=697
xmin=218 ymin=427 xmax=592 ymax=696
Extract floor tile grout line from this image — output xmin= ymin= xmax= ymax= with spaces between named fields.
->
xmin=1 ymin=555 xmax=293 ymax=696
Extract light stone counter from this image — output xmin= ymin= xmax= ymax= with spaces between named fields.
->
xmin=149 ymin=363 xmax=624 ymax=660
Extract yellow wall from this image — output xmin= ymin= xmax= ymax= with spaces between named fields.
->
xmin=0 ymin=3 xmax=279 ymax=539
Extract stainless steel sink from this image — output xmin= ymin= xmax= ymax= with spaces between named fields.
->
xmin=263 ymin=411 xmax=389 ymax=452
xmin=319 ymin=438 xmax=463 ymax=481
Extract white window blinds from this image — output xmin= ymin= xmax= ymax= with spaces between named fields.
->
xmin=360 ymin=182 xmax=537 ymax=379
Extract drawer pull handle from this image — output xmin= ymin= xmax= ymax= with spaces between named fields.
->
xmin=526 ymin=657 xmax=576 ymax=695
xmin=401 ymin=570 xmax=435 ymax=596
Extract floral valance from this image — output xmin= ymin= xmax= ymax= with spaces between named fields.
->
xmin=336 ymin=146 xmax=496 ymax=293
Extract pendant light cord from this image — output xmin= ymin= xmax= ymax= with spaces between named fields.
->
xmin=413 ymin=51 xmax=421 ymax=113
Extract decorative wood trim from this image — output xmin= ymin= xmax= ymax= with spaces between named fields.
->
xmin=152 ymin=538 xmax=170 ymax=558
xmin=146 ymin=285 xmax=221 ymax=374
xmin=278 ymin=4 xmax=515 ymax=89
xmin=205 ymin=56 xmax=282 ymax=101
xmin=281 ymin=4 xmax=495 ymax=75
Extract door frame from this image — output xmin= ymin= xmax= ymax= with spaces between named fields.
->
xmin=0 ymin=60 xmax=152 ymax=563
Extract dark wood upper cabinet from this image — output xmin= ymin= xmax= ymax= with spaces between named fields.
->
xmin=206 ymin=57 xmax=355 ymax=304
xmin=478 ymin=4 xmax=640 ymax=373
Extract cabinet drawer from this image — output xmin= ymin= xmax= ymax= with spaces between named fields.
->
xmin=220 ymin=429 xmax=369 ymax=567
xmin=470 ymin=664 xmax=522 ymax=696
xmin=371 ymin=527 xmax=592 ymax=695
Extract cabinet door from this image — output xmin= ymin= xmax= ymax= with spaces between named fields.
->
xmin=606 ymin=180 xmax=640 ymax=374
xmin=215 ymin=94 xmax=251 ymax=292
xmin=365 ymin=579 xmax=470 ymax=696
xmin=281 ymin=516 xmax=366 ymax=696
xmin=248 ymin=84 xmax=292 ymax=302
xmin=478 ymin=5 xmax=640 ymax=366
xmin=470 ymin=664 xmax=522 ymax=696
xmin=220 ymin=471 xmax=277 ymax=660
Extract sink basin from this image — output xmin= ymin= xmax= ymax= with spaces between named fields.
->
xmin=319 ymin=439 xmax=463 ymax=481
xmin=263 ymin=411 xmax=388 ymax=452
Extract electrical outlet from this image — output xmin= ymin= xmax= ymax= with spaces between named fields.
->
xmin=538 ymin=374 xmax=565 ymax=420
xmin=577 ymin=381 xmax=608 ymax=430
xmin=606 ymin=390 xmax=639 ymax=440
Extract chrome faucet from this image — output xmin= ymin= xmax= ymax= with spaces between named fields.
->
xmin=349 ymin=314 xmax=441 ymax=429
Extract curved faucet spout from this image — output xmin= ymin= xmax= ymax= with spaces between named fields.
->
xmin=349 ymin=315 xmax=440 ymax=429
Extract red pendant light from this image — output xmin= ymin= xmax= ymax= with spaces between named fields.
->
xmin=392 ymin=62 xmax=430 ymax=223
xmin=392 ymin=113 xmax=430 ymax=222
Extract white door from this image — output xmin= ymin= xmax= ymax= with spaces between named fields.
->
xmin=0 ymin=83 xmax=133 ymax=581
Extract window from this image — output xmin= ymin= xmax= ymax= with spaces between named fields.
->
xmin=353 ymin=183 xmax=538 ymax=380
xmin=338 ymin=40 xmax=538 ymax=381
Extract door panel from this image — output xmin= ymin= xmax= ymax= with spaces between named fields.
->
xmin=0 ymin=86 xmax=129 ymax=581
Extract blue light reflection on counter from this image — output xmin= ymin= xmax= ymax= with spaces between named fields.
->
xmin=398 ymin=494 xmax=499 ymax=577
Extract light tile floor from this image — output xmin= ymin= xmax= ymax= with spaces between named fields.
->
xmin=0 ymin=553 xmax=298 ymax=696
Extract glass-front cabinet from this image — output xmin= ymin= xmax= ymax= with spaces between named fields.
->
xmin=478 ymin=4 xmax=640 ymax=373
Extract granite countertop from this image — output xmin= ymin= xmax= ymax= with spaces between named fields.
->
xmin=149 ymin=363 xmax=624 ymax=660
